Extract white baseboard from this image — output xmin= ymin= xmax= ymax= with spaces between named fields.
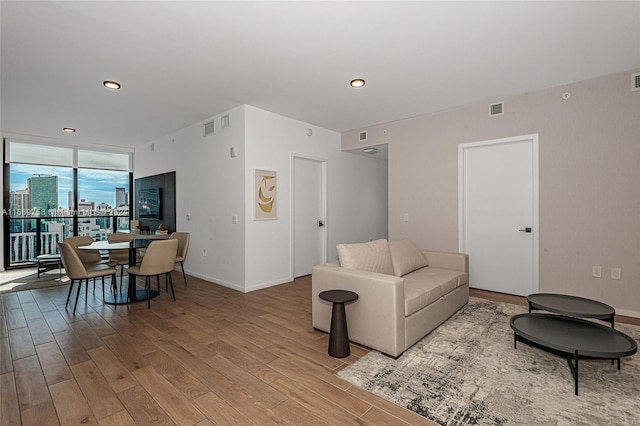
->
xmin=179 ymin=268 xmax=292 ymax=293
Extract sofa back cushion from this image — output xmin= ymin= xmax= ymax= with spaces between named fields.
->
xmin=336 ymin=239 xmax=394 ymax=275
xmin=389 ymin=238 xmax=429 ymax=277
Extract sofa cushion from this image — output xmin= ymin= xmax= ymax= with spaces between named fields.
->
xmin=402 ymin=267 xmax=469 ymax=316
xmin=389 ymin=239 xmax=429 ymax=277
xmin=336 ymin=239 xmax=394 ymax=275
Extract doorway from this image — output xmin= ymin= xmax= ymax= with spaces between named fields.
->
xmin=292 ymin=156 xmax=327 ymax=278
xmin=458 ymin=134 xmax=539 ymax=296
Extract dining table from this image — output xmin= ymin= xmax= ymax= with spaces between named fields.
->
xmin=78 ymin=239 xmax=156 ymax=305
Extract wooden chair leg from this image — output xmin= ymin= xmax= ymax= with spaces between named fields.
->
xmin=66 ymin=279 xmax=75 ymax=309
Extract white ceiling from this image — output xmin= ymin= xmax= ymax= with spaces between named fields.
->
xmin=2 ymin=1 xmax=639 ymax=149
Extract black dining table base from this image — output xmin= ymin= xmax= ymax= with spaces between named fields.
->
xmin=104 ymin=289 xmax=159 ymax=305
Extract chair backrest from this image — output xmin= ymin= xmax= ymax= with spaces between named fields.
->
xmin=58 ymin=241 xmax=88 ymax=280
xmin=107 ymin=232 xmax=134 ymax=243
xmin=169 ymin=232 xmax=190 ymax=261
xmin=64 ymin=235 xmax=102 ymax=264
xmin=107 ymin=233 xmax=133 ymax=262
xmin=138 ymin=239 xmax=178 ymax=275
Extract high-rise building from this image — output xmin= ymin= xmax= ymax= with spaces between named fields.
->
xmin=9 ymin=189 xmax=31 ymax=233
xmin=28 ymin=174 xmax=58 ymax=216
xmin=115 ymin=187 xmax=128 ymax=207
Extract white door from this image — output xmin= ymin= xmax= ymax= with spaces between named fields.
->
xmin=459 ymin=135 xmax=538 ymax=296
xmin=293 ymin=157 xmax=326 ymax=277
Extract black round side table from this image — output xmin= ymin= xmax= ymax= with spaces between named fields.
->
xmin=319 ymin=290 xmax=359 ymax=358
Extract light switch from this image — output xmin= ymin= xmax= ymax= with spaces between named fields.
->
xmin=403 ymin=213 xmax=409 ymax=222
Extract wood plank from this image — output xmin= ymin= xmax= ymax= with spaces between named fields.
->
xmin=13 ymin=355 xmax=51 ymax=411
xmin=42 ymin=309 xmax=70 ymax=334
xmin=267 ymin=357 xmax=371 ymax=417
xmin=97 ymin=410 xmax=137 ymax=426
xmin=270 ymin=376 xmax=363 ymax=425
xmin=49 ymin=379 xmax=97 ymax=425
xmin=87 ymin=346 xmax=137 ymax=394
xmin=0 ymin=337 xmax=12 ymax=375
xmin=27 ymin=317 xmax=56 ymax=346
xmin=101 ymin=333 xmax=149 ymax=373
xmin=20 ymin=400 xmax=61 ymax=426
xmin=198 ymin=370 xmax=281 ymax=425
xmin=82 ymin=312 xmax=116 ymax=338
xmin=0 ymin=372 xmax=21 ymax=426
xmin=53 ymin=329 xmax=91 ymax=366
xmin=116 ymin=385 xmax=173 ymax=426
xmin=132 ymin=366 xmax=206 ymax=425
xmin=8 ymin=327 xmax=36 ymax=361
xmin=5 ymin=308 xmax=27 ymax=330
xmin=30 ymin=289 xmax=59 ymax=313
xmin=71 ymin=360 xmax=125 ymax=421
xmin=145 ymin=350 xmax=210 ymax=401
xmin=35 ymin=341 xmax=73 ymax=386
xmin=207 ymin=340 xmax=282 ymax=384
xmin=68 ymin=320 xmax=105 ymax=351
xmin=192 ymin=392 xmax=256 ymax=426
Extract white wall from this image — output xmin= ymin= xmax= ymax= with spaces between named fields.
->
xmin=135 ymin=106 xmax=246 ymax=290
xmin=342 ymin=68 xmax=640 ymax=317
xmin=136 ymin=104 xmax=388 ymax=292
xmin=244 ymin=105 xmax=388 ymax=291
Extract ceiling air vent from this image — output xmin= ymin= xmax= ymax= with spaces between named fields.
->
xmin=633 ymin=73 xmax=640 ymax=91
xmin=203 ymin=120 xmax=215 ymax=137
xmin=359 ymin=130 xmax=368 ymax=142
xmin=489 ymin=102 xmax=504 ymax=117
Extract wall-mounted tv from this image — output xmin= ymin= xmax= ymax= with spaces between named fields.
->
xmin=138 ymin=188 xmax=160 ymax=219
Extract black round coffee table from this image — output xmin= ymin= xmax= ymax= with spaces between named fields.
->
xmin=319 ymin=290 xmax=359 ymax=358
xmin=527 ymin=293 xmax=615 ymax=327
xmin=510 ymin=313 xmax=637 ymax=395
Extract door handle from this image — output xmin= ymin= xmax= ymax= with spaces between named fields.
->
xmin=518 ymin=227 xmax=532 ymax=233
xmin=318 ymin=220 xmax=325 ymax=227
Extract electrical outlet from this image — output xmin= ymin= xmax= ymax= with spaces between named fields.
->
xmin=611 ymin=267 xmax=621 ymax=280
xmin=592 ymin=266 xmax=602 ymax=278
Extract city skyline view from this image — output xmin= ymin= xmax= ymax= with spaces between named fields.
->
xmin=10 ymin=163 xmax=129 ymax=210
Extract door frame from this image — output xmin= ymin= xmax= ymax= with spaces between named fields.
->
xmin=290 ymin=154 xmax=328 ymax=278
xmin=458 ymin=133 xmax=539 ymax=293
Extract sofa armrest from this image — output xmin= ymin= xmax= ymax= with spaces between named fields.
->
xmin=312 ymin=263 xmax=406 ymax=357
xmin=421 ymin=250 xmax=469 ymax=274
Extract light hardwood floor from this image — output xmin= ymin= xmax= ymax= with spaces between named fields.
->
xmin=3 ymin=276 xmax=638 ymax=426
xmin=1 ymin=273 xmax=436 ymax=426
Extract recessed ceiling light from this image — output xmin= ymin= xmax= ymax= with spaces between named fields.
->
xmin=103 ymin=80 xmax=121 ymax=90
xmin=63 ymin=127 xmax=76 ymax=133
xmin=363 ymin=147 xmax=378 ymax=154
xmin=350 ymin=78 xmax=365 ymax=88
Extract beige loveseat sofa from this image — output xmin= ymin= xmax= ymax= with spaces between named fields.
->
xmin=312 ymin=239 xmax=469 ymax=357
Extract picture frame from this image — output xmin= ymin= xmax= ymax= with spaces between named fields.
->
xmin=254 ymin=169 xmax=277 ymax=220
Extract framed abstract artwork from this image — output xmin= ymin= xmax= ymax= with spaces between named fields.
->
xmin=254 ymin=169 xmax=277 ymax=220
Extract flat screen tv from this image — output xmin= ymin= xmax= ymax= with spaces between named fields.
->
xmin=138 ymin=188 xmax=160 ymax=219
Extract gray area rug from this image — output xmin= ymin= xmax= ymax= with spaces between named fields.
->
xmin=0 ymin=268 xmax=69 ymax=293
xmin=338 ymin=298 xmax=640 ymax=425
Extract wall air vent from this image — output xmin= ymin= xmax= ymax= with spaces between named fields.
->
xmin=489 ymin=102 xmax=504 ymax=117
xmin=633 ymin=73 xmax=640 ymax=91
xmin=203 ymin=120 xmax=215 ymax=137
xmin=359 ymin=130 xmax=368 ymax=142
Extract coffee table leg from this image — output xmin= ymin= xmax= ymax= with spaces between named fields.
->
xmin=328 ymin=301 xmax=350 ymax=358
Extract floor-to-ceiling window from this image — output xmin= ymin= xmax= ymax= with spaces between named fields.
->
xmin=3 ymin=140 xmax=133 ymax=268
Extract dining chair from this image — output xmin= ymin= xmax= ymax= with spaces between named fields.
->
xmin=64 ymin=235 xmax=105 ymax=293
xmin=168 ymin=232 xmax=190 ymax=285
xmin=64 ymin=235 xmax=103 ymax=265
xmin=107 ymin=232 xmax=142 ymax=291
xmin=58 ymin=241 xmax=117 ymax=314
xmin=127 ymin=239 xmax=178 ymax=308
